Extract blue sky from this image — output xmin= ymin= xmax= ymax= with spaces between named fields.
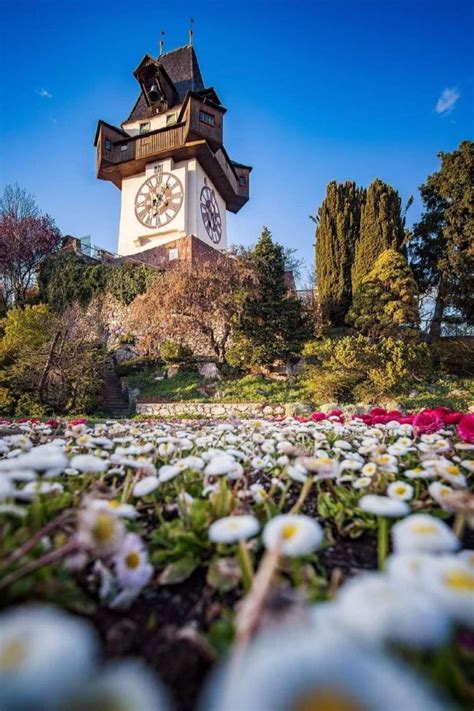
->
xmin=0 ymin=0 xmax=472 ymax=282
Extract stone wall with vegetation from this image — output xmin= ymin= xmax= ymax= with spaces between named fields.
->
xmin=136 ymin=401 xmax=287 ymax=418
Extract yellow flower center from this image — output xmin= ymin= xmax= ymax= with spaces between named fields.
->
xmin=446 ymin=465 xmax=460 ymax=476
xmin=107 ymin=500 xmax=121 ymax=509
xmin=411 ymin=523 xmax=438 ymax=534
xmin=125 ymin=551 xmax=140 ymax=569
xmin=293 ymin=689 xmax=363 ymax=711
xmin=0 ymin=639 xmax=27 ymax=671
xmin=92 ymin=513 xmax=116 ymax=543
xmin=444 ymin=570 xmax=474 ymax=593
xmin=394 ymin=486 xmax=406 ymax=495
xmin=282 ymin=523 xmax=298 ymax=540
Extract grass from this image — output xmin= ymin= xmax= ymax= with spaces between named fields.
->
xmin=127 ymin=366 xmax=473 ymax=411
xmin=398 ymin=376 xmax=474 ymax=412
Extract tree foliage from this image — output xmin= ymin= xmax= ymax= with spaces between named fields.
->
xmin=351 ymin=179 xmax=406 ymax=293
xmin=316 ymin=181 xmax=364 ymax=326
xmin=130 ymin=255 xmax=254 ymax=364
xmin=0 ymin=304 xmax=105 ymax=416
xmin=409 ymin=140 xmax=474 ymax=339
xmin=347 ymin=249 xmax=419 ymax=340
xmin=0 ymin=184 xmax=62 ymax=309
xmin=228 ymin=228 xmax=311 ymax=370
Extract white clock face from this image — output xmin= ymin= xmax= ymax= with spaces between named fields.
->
xmin=134 ymin=172 xmax=184 ymax=229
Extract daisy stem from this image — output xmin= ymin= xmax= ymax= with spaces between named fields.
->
xmin=0 ymin=540 xmax=79 ymax=591
xmin=121 ymin=470 xmax=133 ymax=503
xmin=277 ymin=482 xmax=291 ymax=511
xmin=453 ymin=512 xmax=466 ymax=540
xmin=1 ymin=509 xmax=75 ymax=570
xmin=289 ymin=476 xmax=313 ymax=514
xmin=238 ymin=540 xmax=254 ymax=593
xmin=377 ymin=516 xmax=388 ymax=570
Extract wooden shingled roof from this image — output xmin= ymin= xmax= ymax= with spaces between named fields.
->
xmin=125 ymin=45 xmax=205 ymax=123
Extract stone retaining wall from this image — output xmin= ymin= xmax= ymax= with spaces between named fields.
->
xmin=136 ymin=402 xmax=287 ymax=418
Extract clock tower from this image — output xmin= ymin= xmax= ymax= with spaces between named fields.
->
xmin=94 ymin=44 xmax=251 ymax=259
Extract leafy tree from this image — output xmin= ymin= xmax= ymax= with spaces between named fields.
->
xmin=315 ymin=181 xmax=364 ymax=326
xmin=347 ymin=249 xmax=419 ymax=340
xmin=0 ymin=304 xmax=105 ymax=415
xmin=0 ymin=184 xmax=62 ymax=309
xmin=351 ymin=179 xmax=406 ymax=293
xmin=130 ymin=255 xmax=254 ymax=364
xmin=409 ymin=140 xmax=474 ymax=340
xmin=228 ymin=228 xmax=311 ymax=370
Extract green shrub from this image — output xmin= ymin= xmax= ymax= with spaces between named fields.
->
xmin=115 ymin=355 xmax=161 ymax=377
xmin=159 ymin=340 xmax=193 ymax=364
xmin=304 ymin=335 xmax=432 ymax=404
xmin=430 ymin=339 xmax=474 ymax=377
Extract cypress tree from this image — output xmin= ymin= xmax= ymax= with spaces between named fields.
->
xmin=315 ymin=181 xmax=364 ymax=326
xmin=351 ymin=179 xmax=406 ymax=293
xmin=347 ymin=249 xmax=419 ymax=340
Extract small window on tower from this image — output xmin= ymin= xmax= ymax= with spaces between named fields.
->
xmin=168 ymin=248 xmax=178 ymax=261
xmin=120 ymin=144 xmax=128 ymax=152
xmin=166 ymin=113 xmax=178 ymax=126
xmin=105 ymin=139 xmax=112 ymax=151
xmin=238 ymin=176 xmax=247 ymax=187
xmin=199 ymin=110 xmax=215 ymax=127
xmin=139 ymin=122 xmax=151 ymax=134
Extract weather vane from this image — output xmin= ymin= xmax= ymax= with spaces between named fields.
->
xmin=188 ymin=18 xmax=194 ymax=46
xmin=159 ymin=30 xmax=165 ymax=56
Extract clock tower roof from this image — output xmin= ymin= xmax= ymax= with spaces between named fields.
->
xmin=126 ymin=45 xmax=205 ymax=123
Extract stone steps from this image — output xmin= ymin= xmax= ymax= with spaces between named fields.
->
xmin=101 ymin=357 xmax=131 ymax=416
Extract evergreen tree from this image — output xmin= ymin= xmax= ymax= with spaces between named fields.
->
xmin=347 ymin=249 xmax=419 ymax=340
xmin=229 ymin=228 xmax=310 ymax=369
xmin=409 ymin=140 xmax=474 ymax=339
xmin=351 ymin=179 xmax=406 ymax=293
xmin=315 ymin=181 xmax=364 ymax=326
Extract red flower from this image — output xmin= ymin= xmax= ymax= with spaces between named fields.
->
xmin=370 ymin=407 xmax=387 ymax=416
xmin=69 ymin=417 xmax=87 ymax=426
xmin=310 ymin=412 xmax=327 ymax=421
xmin=46 ymin=418 xmax=61 ymax=428
xmin=458 ymin=414 xmax=474 ymax=444
xmin=413 ymin=409 xmax=444 ymax=434
xmin=444 ymin=412 xmax=463 ymax=425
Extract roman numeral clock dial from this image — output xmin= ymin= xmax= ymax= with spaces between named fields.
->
xmin=134 ymin=173 xmax=184 ymax=228
xmin=200 ymin=184 xmax=222 ymax=244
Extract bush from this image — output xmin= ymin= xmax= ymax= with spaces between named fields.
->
xmin=115 ymin=355 xmax=161 ymax=377
xmin=430 ymin=339 xmax=474 ymax=377
xmin=159 ymin=340 xmax=193 ymax=365
xmin=304 ymin=335 xmax=432 ymax=403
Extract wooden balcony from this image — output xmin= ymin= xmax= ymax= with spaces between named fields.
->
xmin=95 ymin=97 xmax=250 ymax=213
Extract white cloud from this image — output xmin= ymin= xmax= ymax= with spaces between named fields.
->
xmin=435 ymin=87 xmax=460 ymax=115
xmin=36 ymin=88 xmax=52 ymax=99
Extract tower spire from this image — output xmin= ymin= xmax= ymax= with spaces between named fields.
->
xmin=188 ymin=18 xmax=194 ymax=46
xmin=159 ymin=30 xmax=165 ymax=56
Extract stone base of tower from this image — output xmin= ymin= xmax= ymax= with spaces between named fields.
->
xmin=124 ymin=234 xmax=221 ymax=269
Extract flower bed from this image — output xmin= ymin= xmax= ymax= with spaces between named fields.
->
xmin=0 ymin=410 xmax=473 ymax=710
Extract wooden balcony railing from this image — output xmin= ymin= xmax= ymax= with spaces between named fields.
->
xmin=109 ymin=123 xmax=187 ymax=165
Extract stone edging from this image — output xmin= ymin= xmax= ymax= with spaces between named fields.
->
xmin=136 ymin=402 xmax=287 ymax=418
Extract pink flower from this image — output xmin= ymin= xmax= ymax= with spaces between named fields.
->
xmin=458 ymin=414 xmax=474 ymax=444
xmin=310 ymin=412 xmax=327 ymax=422
xmin=413 ymin=409 xmax=444 ymax=435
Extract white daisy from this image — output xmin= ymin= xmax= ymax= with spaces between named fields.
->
xmin=114 ymin=533 xmax=153 ymax=591
xmin=391 ymin=514 xmax=459 ymax=554
xmin=209 ymin=515 xmax=260 ymax=544
xmin=359 ymin=495 xmax=410 ymax=518
xmin=386 ymin=481 xmax=414 ymax=501
xmin=263 ymin=515 xmax=323 ymax=557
